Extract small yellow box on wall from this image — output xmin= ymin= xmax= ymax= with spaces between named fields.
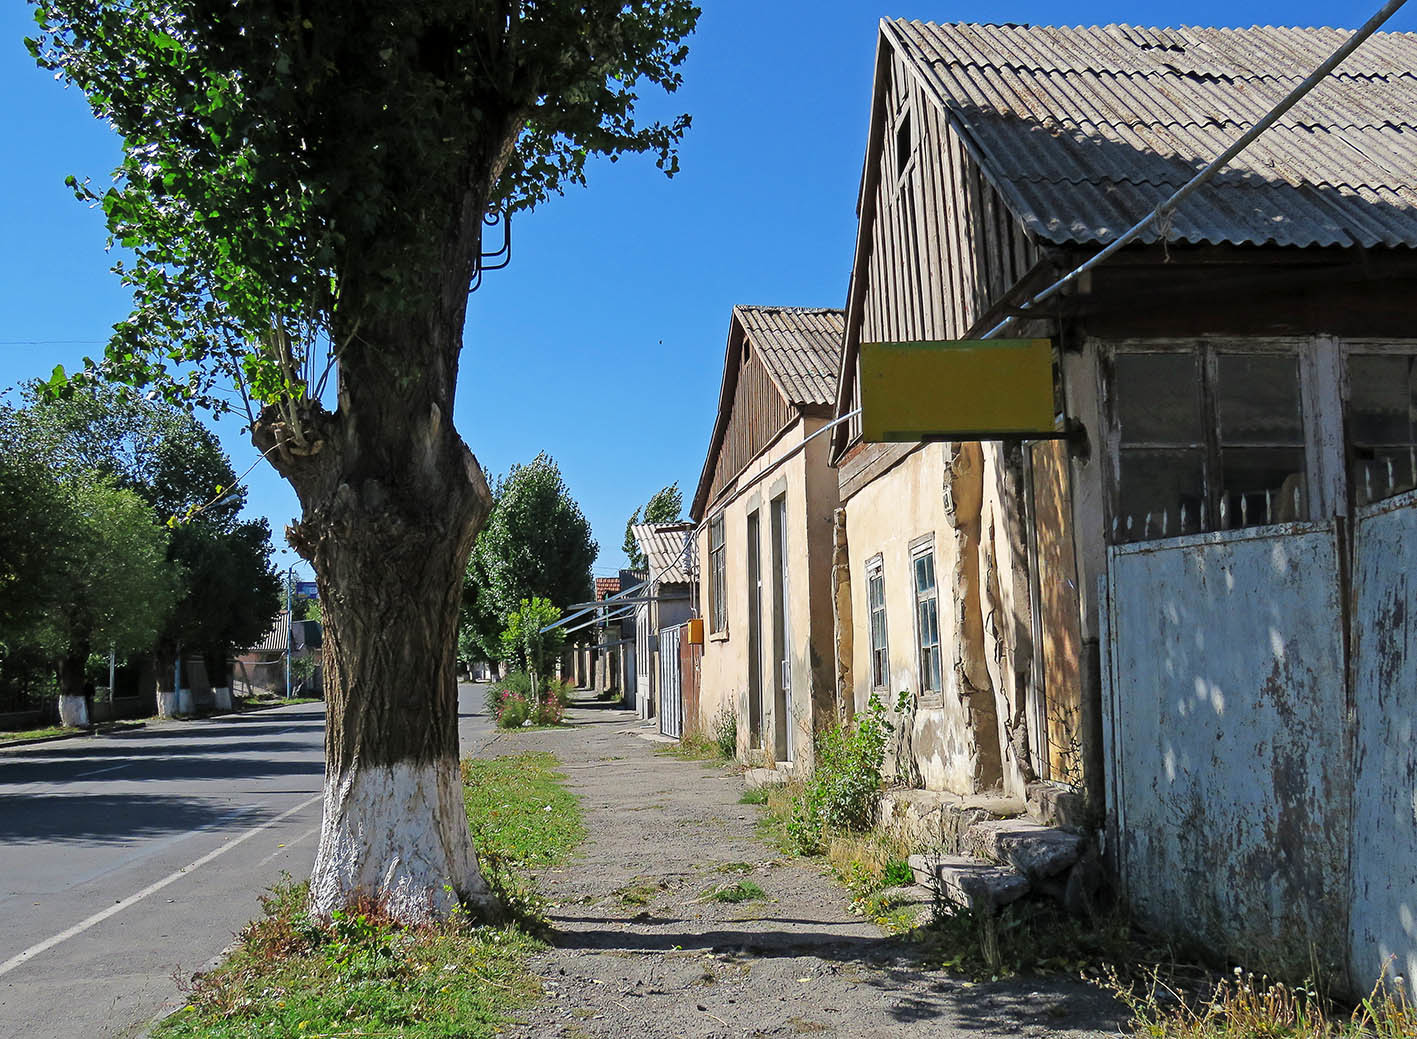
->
xmin=686 ymin=617 xmax=705 ymax=645
xmin=860 ymin=338 xmax=1057 ymax=442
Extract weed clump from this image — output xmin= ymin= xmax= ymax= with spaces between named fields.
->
xmin=712 ymin=707 xmax=738 ymax=759
xmin=787 ymin=693 xmax=890 ymax=853
xmin=698 ymin=880 xmax=767 ymax=904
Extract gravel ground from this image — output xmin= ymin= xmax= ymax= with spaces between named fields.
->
xmin=479 ymin=697 xmax=1123 ymax=1039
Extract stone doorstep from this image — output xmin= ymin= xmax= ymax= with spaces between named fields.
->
xmin=962 ymin=818 xmax=1084 ymax=881
xmin=744 ymin=767 xmax=790 ymax=791
xmin=1026 ymin=780 xmax=1090 ymax=831
xmin=908 ymin=852 xmax=1030 ymax=913
xmin=875 ymin=787 xmax=1025 ymax=850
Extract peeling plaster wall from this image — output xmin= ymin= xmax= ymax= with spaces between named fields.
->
xmin=695 ymin=417 xmax=840 ymax=769
xmin=843 ymin=442 xmax=1032 ymax=795
xmin=1105 ymin=524 xmax=1350 ymax=977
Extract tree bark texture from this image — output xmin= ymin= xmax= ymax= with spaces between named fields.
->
xmin=254 ymin=261 xmax=497 ymax=923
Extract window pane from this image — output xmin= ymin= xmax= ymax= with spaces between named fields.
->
xmin=1115 ymin=353 xmax=1203 ymax=444
xmin=1216 ymin=355 xmax=1303 ymax=444
xmin=913 ymin=552 xmax=935 ymax=596
xmin=1349 ymin=355 xmax=1417 ymax=446
xmin=1219 ymin=447 xmax=1307 ymax=527
xmin=928 ymin=645 xmax=942 ymax=694
xmin=1118 ymin=448 xmax=1207 ymax=541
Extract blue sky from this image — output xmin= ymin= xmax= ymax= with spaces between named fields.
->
xmin=3 ymin=1 xmax=1414 ymax=577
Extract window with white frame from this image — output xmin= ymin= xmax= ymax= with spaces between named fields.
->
xmin=911 ymin=545 xmax=942 ymax=695
xmin=708 ymin=515 xmax=727 ymax=634
xmin=867 ymin=557 xmax=888 ymax=690
xmin=1111 ymin=345 xmax=1307 ymax=543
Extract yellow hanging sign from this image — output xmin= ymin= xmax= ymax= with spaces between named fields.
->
xmin=859 ymin=338 xmax=1058 ymax=442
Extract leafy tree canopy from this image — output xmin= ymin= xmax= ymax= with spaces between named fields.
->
xmin=0 ymin=406 xmax=176 ymax=678
xmin=622 ymin=481 xmax=682 ymax=570
xmin=28 ymin=0 xmax=699 ymax=418
xmin=461 ymin=453 xmax=595 ymax=662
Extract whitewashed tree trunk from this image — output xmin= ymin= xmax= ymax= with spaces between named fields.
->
xmin=308 ymin=758 xmax=498 ymax=922
xmin=156 ymin=690 xmax=180 ymax=718
xmin=57 ymin=694 xmax=89 ymax=728
xmin=211 ymin=686 xmax=233 ymax=711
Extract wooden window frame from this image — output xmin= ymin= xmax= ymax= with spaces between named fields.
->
xmin=866 ymin=555 xmax=889 ymax=691
xmin=708 ymin=514 xmax=728 ymax=635
xmin=1101 ymin=337 xmax=1316 ymax=544
xmin=910 ymin=540 xmax=942 ymax=696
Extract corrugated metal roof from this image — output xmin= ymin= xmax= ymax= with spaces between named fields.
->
xmin=733 ymin=306 xmax=845 ymax=407
xmin=632 ymin=522 xmax=697 ymax=585
xmin=886 ymin=19 xmax=1417 ymax=248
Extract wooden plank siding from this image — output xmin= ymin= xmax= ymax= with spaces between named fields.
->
xmin=706 ymin=349 xmax=793 ymax=510
xmin=838 ymin=57 xmax=1042 ymax=497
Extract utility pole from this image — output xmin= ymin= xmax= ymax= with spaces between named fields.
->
xmin=285 ymin=566 xmax=294 ymax=700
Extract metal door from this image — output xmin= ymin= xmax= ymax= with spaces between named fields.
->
xmin=658 ymin=624 xmax=683 ymax=739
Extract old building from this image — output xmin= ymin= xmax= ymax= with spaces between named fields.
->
xmin=691 ymin=305 xmax=844 ymax=771
xmin=630 ymin=523 xmax=696 ymax=736
xmin=830 ymin=19 xmax=1417 ymax=990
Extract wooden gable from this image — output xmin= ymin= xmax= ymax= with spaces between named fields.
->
xmin=701 ymin=326 xmax=794 ymax=513
xmin=835 ymin=38 xmax=1045 ymax=465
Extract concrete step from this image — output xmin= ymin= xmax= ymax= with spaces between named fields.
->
xmin=908 ymin=852 xmax=1030 ymax=913
xmin=744 ymin=767 xmax=789 ymax=791
xmin=877 ymin=788 xmax=1024 ymax=851
xmin=961 ymin=818 xmax=1083 ymax=880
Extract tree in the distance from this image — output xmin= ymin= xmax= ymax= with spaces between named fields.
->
xmin=30 ymin=0 xmax=697 ymax=922
xmin=622 ymin=482 xmax=683 ymax=570
xmin=462 ymin=454 xmax=597 ymax=664
xmin=0 ymin=406 xmax=175 ymax=725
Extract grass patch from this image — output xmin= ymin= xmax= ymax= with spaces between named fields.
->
xmin=462 ymin=752 xmax=585 ymax=918
xmin=738 ymin=787 xmax=768 ymax=805
xmin=655 ymin=731 xmax=730 ymax=763
xmin=614 ymin=879 xmax=665 ymax=906
xmin=156 ymin=751 xmax=583 ymax=1038
xmin=0 ymin=724 xmax=80 ymax=743
xmin=697 ymin=880 xmax=767 ymax=904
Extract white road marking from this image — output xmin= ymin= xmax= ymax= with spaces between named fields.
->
xmin=252 ymin=825 xmax=320 ymax=868
xmin=0 ymin=792 xmax=323 ymax=979
xmin=73 ymin=763 xmax=131 ymax=779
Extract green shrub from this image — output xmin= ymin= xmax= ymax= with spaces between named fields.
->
xmin=495 ymin=691 xmax=531 ymax=729
xmin=883 ymin=858 xmax=914 ymax=887
xmin=787 ymin=692 xmax=889 ymax=854
xmin=488 ymin=670 xmax=568 ymax=727
xmin=712 ymin=707 xmax=737 ymax=759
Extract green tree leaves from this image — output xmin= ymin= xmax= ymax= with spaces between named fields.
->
xmin=28 ymin=0 xmax=700 ymax=414
xmin=622 ymin=481 xmax=683 ymax=570
xmin=461 ymin=454 xmax=596 ymax=663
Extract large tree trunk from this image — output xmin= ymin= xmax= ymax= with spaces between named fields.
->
xmin=205 ymin=651 xmax=232 ymax=712
xmin=57 ymin=646 xmax=90 ymax=728
xmin=254 ymin=259 xmax=498 ymax=923
xmin=154 ymin=642 xmax=179 ymax=719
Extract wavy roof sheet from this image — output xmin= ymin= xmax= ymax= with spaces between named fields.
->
xmin=734 ymin=306 xmax=845 ymax=407
xmin=885 ymin=19 xmax=1417 ymax=247
xmin=632 ymin=523 xmax=697 ymax=585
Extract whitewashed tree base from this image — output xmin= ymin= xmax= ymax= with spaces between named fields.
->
xmin=211 ymin=687 xmax=232 ymax=711
xmin=177 ymin=689 xmax=194 ymax=715
xmin=57 ymin=694 xmax=89 ymax=728
xmin=156 ymin=690 xmax=179 ymax=718
xmin=308 ymin=760 xmax=499 ymax=925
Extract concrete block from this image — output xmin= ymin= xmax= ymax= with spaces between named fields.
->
xmin=963 ymin=818 xmax=1083 ymax=880
xmin=744 ymin=767 xmax=789 ymax=791
xmin=909 ymin=853 xmax=1030 ymax=912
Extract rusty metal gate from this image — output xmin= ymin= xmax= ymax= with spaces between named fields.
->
xmin=658 ymin=624 xmax=683 ymax=739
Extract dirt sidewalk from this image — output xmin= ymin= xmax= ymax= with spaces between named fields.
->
xmin=484 ymin=699 xmax=1120 ymax=1039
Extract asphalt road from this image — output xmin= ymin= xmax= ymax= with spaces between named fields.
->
xmin=0 ymin=684 xmax=498 ymax=1039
